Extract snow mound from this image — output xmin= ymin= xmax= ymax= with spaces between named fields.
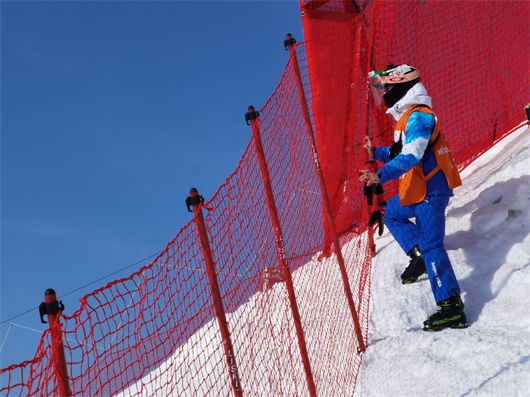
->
xmin=356 ymin=123 xmax=530 ymax=397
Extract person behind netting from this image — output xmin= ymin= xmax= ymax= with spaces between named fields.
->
xmin=359 ymin=64 xmax=468 ymax=332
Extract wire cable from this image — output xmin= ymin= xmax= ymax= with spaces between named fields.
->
xmin=0 ymin=251 xmax=161 ymax=325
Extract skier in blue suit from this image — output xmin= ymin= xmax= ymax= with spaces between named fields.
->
xmin=359 ymin=64 xmax=468 ymax=331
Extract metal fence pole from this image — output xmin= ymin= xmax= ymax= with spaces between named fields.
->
xmin=187 ymin=188 xmax=243 ymax=396
xmin=246 ymin=106 xmax=318 ymax=396
xmin=289 ymin=40 xmax=366 ymax=353
xmin=39 ymin=289 xmax=72 ymax=396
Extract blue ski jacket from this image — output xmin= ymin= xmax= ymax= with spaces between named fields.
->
xmin=374 ymin=111 xmax=453 ymax=198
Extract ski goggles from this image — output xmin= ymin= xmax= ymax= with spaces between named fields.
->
xmin=368 ymin=65 xmax=420 ymax=105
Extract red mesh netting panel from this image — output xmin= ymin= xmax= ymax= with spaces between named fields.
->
xmin=1 ymin=0 xmax=528 ymax=395
xmin=302 ymin=0 xmax=529 ymax=226
xmin=369 ymin=0 xmax=529 ymax=168
xmin=301 ymin=3 xmax=373 ymax=244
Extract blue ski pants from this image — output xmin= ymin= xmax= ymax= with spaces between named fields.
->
xmin=384 ymin=193 xmax=461 ymax=303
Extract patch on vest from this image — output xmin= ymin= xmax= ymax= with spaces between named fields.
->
xmin=437 ymin=147 xmax=450 ymax=155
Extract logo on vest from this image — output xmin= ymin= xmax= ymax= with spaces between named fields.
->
xmin=437 ymin=146 xmax=450 ymax=155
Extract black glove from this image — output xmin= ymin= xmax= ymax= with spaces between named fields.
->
xmin=368 ymin=210 xmax=385 ymax=236
xmin=363 ymin=183 xmax=383 ymax=206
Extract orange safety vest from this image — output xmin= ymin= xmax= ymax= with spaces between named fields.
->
xmin=397 ymin=105 xmax=462 ymax=206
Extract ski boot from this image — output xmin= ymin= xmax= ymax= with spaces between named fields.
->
xmin=423 ymin=294 xmax=469 ymax=332
xmin=401 ymin=246 xmax=427 ymax=284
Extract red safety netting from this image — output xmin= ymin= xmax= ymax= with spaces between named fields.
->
xmin=1 ymin=1 xmax=528 ymax=395
xmin=302 ymin=0 xmax=529 ymax=240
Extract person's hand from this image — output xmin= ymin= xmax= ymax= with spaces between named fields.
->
xmin=359 ymin=169 xmax=380 ymax=186
xmin=363 ymin=136 xmax=375 ymax=158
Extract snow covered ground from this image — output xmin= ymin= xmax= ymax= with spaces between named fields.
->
xmin=118 ymin=122 xmax=529 ymax=396
xmin=355 ymin=122 xmax=530 ymax=396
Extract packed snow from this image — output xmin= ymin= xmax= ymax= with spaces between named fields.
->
xmin=118 ymin=122 xmax=529 ymax=396
xmin=356 ymin=122 xmax=530 ymax=396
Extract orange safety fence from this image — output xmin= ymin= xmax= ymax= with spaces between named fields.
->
xmin=1 ymin=0 xmax=528 ymax=395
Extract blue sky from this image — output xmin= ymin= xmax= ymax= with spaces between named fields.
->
xmin=1 ymin=0 xmax=303 ymax=368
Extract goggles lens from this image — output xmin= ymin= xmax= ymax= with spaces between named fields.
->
xmin=368 ymin=66 xmax=420 ymax=106
xmin=368 ymin=70 xmax=387 ymax=106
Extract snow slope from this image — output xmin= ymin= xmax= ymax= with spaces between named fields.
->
xmin=118 ymin=123 xmax=529 ymax=396
xmin=356 ymin=123 xmax=530 ymax=396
